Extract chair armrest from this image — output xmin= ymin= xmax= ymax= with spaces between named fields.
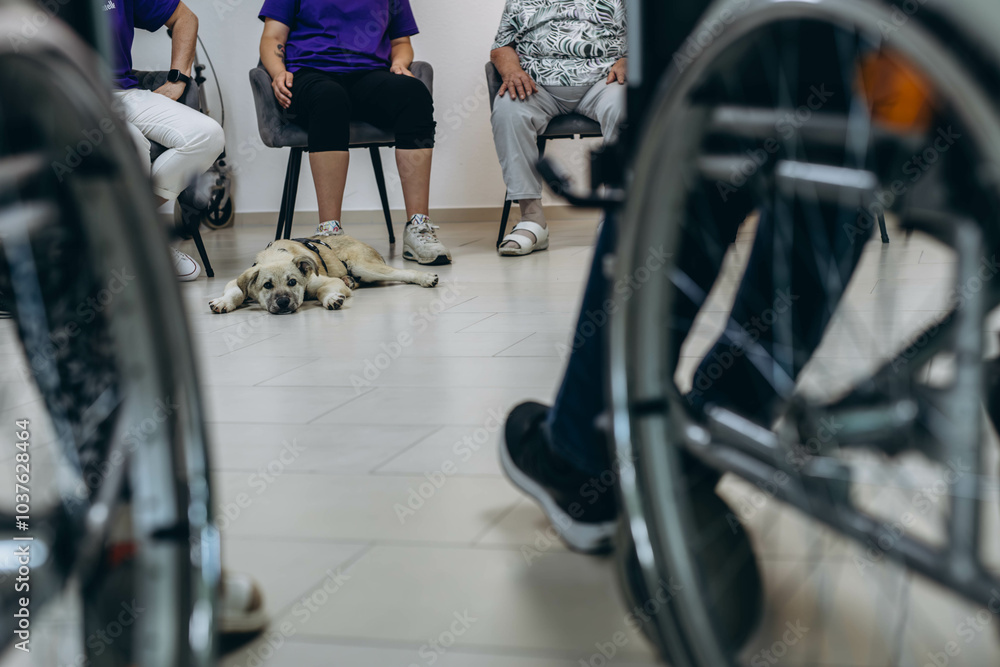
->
xmin=410 ymin=61 xmax=433 ymax=96
xmin=485 ymin=62 xmax=502 ymax=111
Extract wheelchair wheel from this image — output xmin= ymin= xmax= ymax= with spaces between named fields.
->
xmin=203 ymin=188 xmax=235 ymax=231
xmin=610 ymin=1 xmax=1000 ymax=665
xmin=174 ymin=190 xmax=234 ymax=236
xmin=0 ymin=9 xmax=217 ymax=666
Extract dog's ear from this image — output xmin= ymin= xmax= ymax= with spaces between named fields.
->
xmin=297 ymin=256 xmax=318 ymax=278
xmin=236 ymin=267 xmax=260 ymax=295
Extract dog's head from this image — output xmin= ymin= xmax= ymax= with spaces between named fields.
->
xmin=241 ymin=256 xmax=317 ymax=314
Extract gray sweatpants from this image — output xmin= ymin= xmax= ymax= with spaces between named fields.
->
xmin=491 ymin=80 xmax=626 ymax=201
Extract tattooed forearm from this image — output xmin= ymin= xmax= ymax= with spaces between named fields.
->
xmin=276 ymin=43 xmax=285 ymax=62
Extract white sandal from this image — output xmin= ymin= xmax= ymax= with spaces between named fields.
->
xmin=499 ymin=220 xmax=549 ymax=256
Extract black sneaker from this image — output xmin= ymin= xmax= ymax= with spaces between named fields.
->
xmin=500 ymin=401 xmax=618 ymax=553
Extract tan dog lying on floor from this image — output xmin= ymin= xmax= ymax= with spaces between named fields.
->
xmin=209 ymin=235 xmax=439 ymax=314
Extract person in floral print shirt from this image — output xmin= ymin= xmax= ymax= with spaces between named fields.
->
xmin=490 ymin=0 xmax=627 ymax=256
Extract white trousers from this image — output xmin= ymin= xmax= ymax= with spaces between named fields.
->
xmin=114 ymin=88 xmax=225 ymax=201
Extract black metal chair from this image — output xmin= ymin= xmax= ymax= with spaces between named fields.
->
xmin=249 ymin=62 xmax=434 ymax=244
xmin=134 ymin=70 xmax=217 ymax=277
xmin=486 ymin=62 xmax=604 ymax=248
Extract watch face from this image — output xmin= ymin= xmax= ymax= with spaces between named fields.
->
xmin=168 ymin=70 xmax=178 ymax=82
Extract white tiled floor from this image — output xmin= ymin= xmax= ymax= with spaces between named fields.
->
xmin=187 ymin=218 xmax=663 ymax=667
xmin=3 ymin=216 xmax=1000 ymax=666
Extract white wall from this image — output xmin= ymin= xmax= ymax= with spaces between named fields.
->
xmin=131 ymin=0 xmax=598 ymax=216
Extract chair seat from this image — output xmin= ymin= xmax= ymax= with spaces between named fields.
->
xmin=266 ymin=121 xmax=308 ymax=149
xmin=349 ymin=123 xmax=396 ymax=147
xmin=543 ymin=113 xmax=603 ymax=139
xmin=259 ymin=121 xmax=395 ymax=150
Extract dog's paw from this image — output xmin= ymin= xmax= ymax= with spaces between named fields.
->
xmin=420 ymin=273 xmax=439 ymax=288
xmin=323 ymin=293 xmax=346 ymax=310
xmin=342 ymin=275 xmax=359 ymax=290
xmin=209 ymin=298 xmax=231 ymax=314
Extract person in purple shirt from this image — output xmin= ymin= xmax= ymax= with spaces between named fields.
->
xmin=105 ymin=0 xmax=225 ymax=281
xmin=259 ymin=0 xmax=450 ymax=265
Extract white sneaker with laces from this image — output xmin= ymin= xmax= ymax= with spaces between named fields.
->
xmin=171 ymin=247 xmax=201 ymax=282
xmin=403 ymin=215 xmax=451 ymax=265
xmin=316 ymin=220 xmax=344 ymax=236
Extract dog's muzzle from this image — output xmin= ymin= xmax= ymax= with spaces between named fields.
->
xmin=271 ymin=294 xmax=297 ymax=314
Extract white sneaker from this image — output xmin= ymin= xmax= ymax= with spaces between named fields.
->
xmin=316 ymin=220 xmax=344 ymax=236
xmin=402 ymin=215 xmax=451 ymax=265
xmin=171 ymin=247 xmax=201 ymax=282
xmin=219 ymin=571 xmax=268 ymax=635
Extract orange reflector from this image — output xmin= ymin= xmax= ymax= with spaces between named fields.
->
xmin=107 ymin=541 xmax=137 ymax=568
xmin=857 ymin=51 xmax=936 ymax=132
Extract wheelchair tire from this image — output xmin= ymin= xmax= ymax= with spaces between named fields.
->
xmin=203 ymin=191 xmax=235 ymax=230
xmin=610 ymin=0 xmax=1000 ymax=665
xmin=0 ymin=9 xmax=218 ymax=665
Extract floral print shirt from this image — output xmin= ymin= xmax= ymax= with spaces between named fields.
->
xmin=492 ymin=0 xmax=628 ymax=87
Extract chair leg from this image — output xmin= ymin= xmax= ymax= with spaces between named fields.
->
xmin=282 ymin=147 xmax=303 ymax=240
xmin=189 ymin=224 xmax=214 ymax=278
xmin=498 ymin=194 xmax=512 ymax=248
xmin=877 ymin=210 xmax=890 ymax=244
xmin=275 ymin=149 xmax=295 ymax=241
xmin=369 ymin=146 xmax=395 ymax=245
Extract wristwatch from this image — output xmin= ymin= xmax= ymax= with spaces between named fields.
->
xmin=167 ymin=69 xmax=191 ymax=85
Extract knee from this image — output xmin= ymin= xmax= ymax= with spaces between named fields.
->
xmin=403 ymin=77 xmax=433 ymax=105
xmin=393 ymin=80 xmax=436 ymax=148
xmin=311 ymin=81 xmax=350 ymax=109
xmin=397 ymin=79 xmax=435 ymax=121
xmin=491 ymin=96 xmax=536 ymax=134
xmin=174 ymin=115 xmax=224 ymax=162
xmin=184 ymin=116 xmax=224 ymax=162
xmin=203 ymin=120 xmax=225 ymax=159
xmin=304 ymin=81 xmax=351 ymax=125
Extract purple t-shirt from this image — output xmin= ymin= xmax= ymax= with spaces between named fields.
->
xmin=259 ymin=0 xmax=419 ymax=74
xmin=104 ymin=0 xmax=180 ymax=89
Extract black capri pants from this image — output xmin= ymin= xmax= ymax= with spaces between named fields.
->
xmin=288 ymin=68 xmax=436 ymax=153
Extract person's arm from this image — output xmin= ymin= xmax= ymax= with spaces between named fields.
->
xmin=490 ymin=2 xmax=536 ymax=101
xmin=154 ymin=1 xmax=197 ymax=101
xmin=490 ymin=45 xmax=537 ymax=100
xmin=260 ymin=18 xmax=293 ymax=109
xmin=389 ymin=37 xmax=414 ymax=77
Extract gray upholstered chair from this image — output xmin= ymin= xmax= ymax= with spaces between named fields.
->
xmin=134 ymin=70 xmax=217 ymax=277
xmin=486 ymin=62 xmax=604 ymax=248
xmin=249 ymin=62 xmax=434 ymax=244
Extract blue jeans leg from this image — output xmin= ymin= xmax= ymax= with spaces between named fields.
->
xmin=546 ymin=213 xmax=618 ymax=477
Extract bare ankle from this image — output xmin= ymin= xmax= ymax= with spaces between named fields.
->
xmin=518 ymin=199 xmax=547 ymax=227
